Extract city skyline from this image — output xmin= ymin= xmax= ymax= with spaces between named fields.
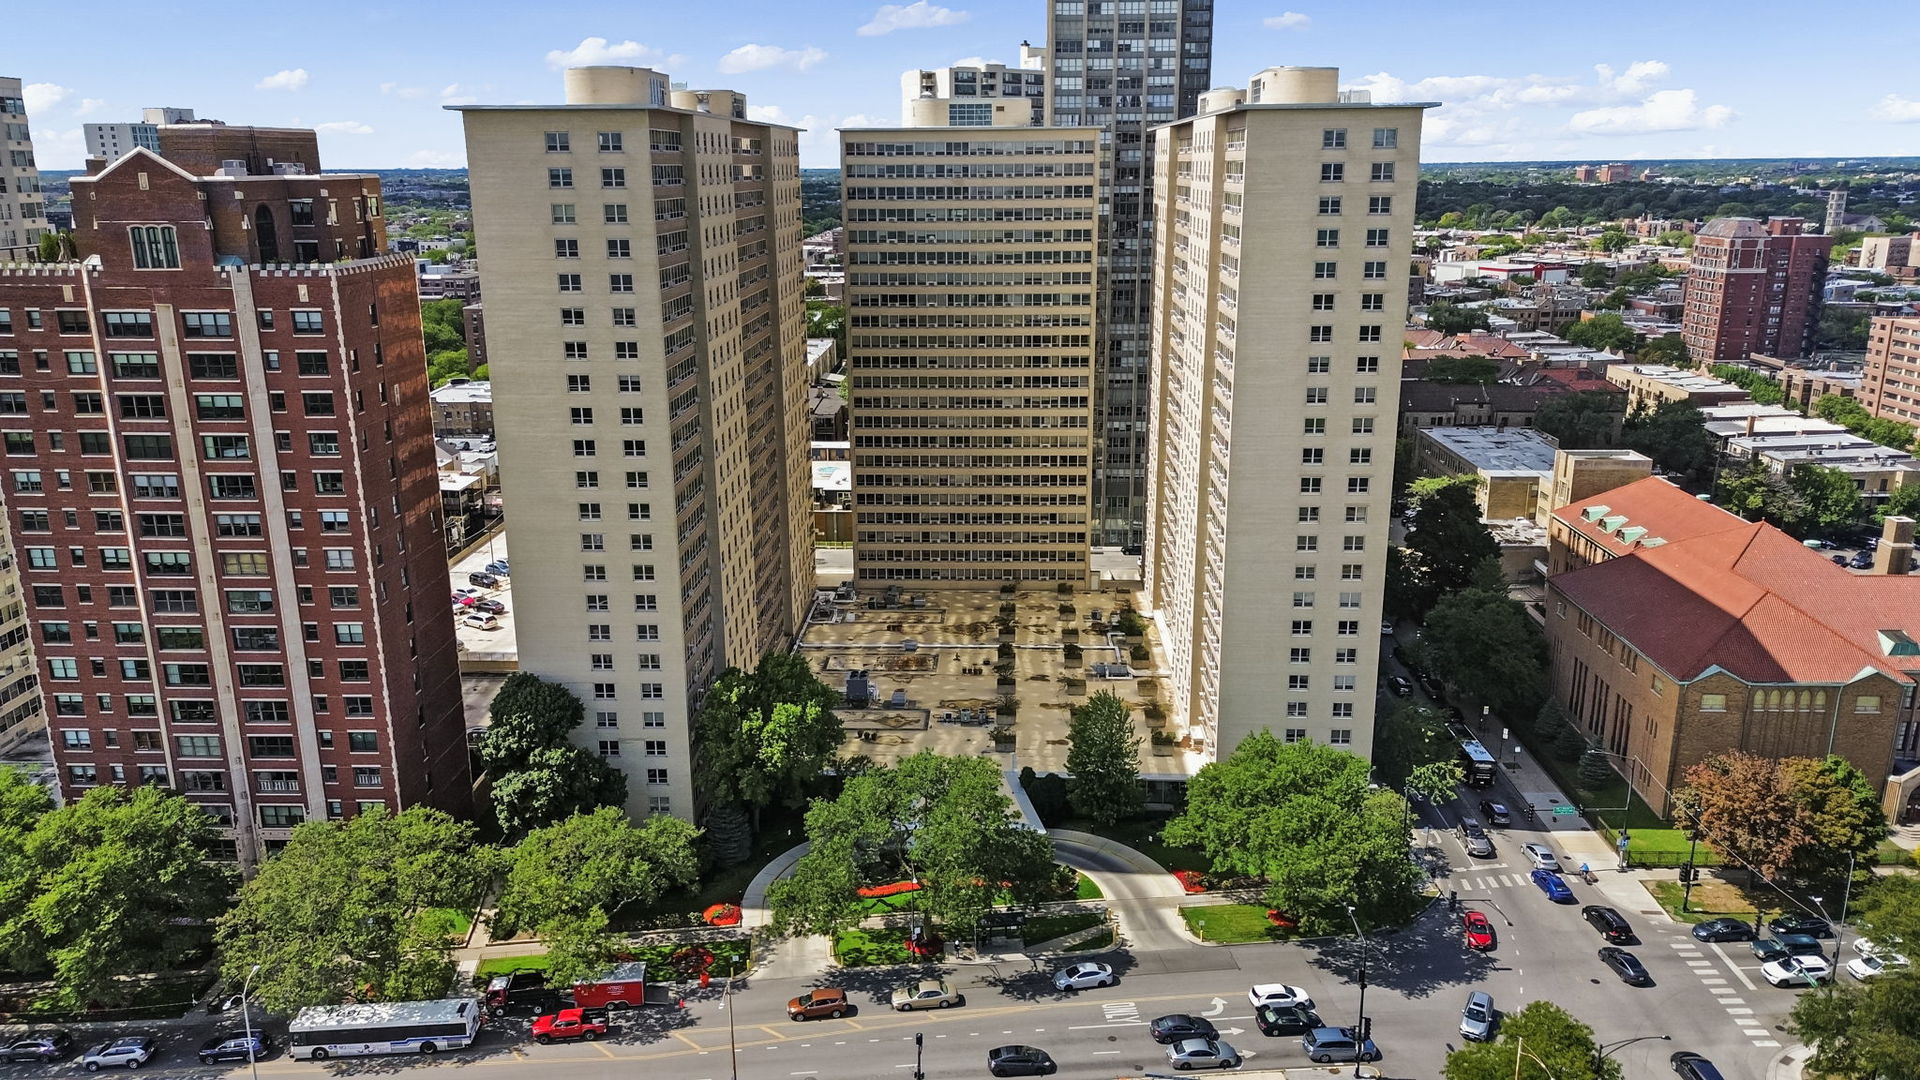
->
xmin=12 ymin=0 xmax=1919 ymax=172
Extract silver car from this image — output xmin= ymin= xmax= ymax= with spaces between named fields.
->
xmin=1052 ymin=961 xmax=1115 ymax=991
xmin=1165 ymin=1038 xmax=1241 ymax=1070
xmin=1460 ymin=991 xmax=1494 ymax=1041
xmin=1522 ymin=843 xmax=1562 ymax=872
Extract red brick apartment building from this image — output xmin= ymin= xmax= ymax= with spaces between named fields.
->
xmin=1680 ymin=217 xmax=1832 ymax=368
xmin=0 ymin=139 xmax=468 ymax=860
xmin=1544 ymin=476 xmax=1916 ymax=816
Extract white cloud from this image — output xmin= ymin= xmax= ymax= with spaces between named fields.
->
xmin=75 ymin=98 xmax=107 ymax=116
xmin=439 ymin=83 xmax=478 ymax=106
xmin=380 ymin=82 xmax=432 ymax=99
xmin=858 ymin=1 xmax=970 ymax=36
xmin=1568 ymin=89 xmax=1733 ymax=135
xmin=1263 ymin=11 xmax=1311 ymax=30
xmin=314 ymin=121 xmax=374 ymax=135
xmin=255 ymin=68 xmax=310 ymax=92
xmin=545 ymin=37 xmax=686 ymax=70
xmin=716 ymin=44 xmax=828 ymax=74
xmin=407 ymin=149 xmax=463 ymax=168
xmin=1872 ymin=94 xmax=1920 ymax=123
xmin=746 ymin=104 xmax=791 ymax=124
xmin=22 ymin=83 xmax=71 ymax=115
xmin=1595 ymin=60 xmax=1668 ymax=96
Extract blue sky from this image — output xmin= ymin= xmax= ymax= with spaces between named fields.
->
xmin=15 ymin=0 xmax=1920 ymax=171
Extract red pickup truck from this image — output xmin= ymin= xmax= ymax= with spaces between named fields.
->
xmin=572 ymin=962 xmax=678 ymax=1010
xmin=531 ymin=1008 xmax=609 ymax=1044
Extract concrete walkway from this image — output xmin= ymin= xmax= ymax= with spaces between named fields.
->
xmin=1048 ymin=829 xmax=1198 ymax=951
xmin=738 ymin=841 xmax=835 ymax=977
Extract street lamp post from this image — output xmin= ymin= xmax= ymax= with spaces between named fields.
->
xmin=913 ymin=1032 xmax=925 ymax=1080
xmin=241 ymin=963 xmax=262 ymax=1080
xmin=1345 ymin=904 xmax=1369 ymax=1048
xmin=1512 ymin=1035 xmax=1559 ymax=1080
xmin=725 ymin=957 xmax=740 ymax=1080
xmin=1594 ymin=1033 xmax=1671 ymax=1072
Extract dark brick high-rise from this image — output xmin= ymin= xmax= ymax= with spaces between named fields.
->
xmin=0 ymin=136 xmax=468 ymax=861
xmin=1681 ymin=217 xmax=1832 ymax=368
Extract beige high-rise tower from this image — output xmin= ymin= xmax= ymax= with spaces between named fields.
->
xmin=1144 ymin=68 xmax=1430 ymax=759
xmin=842 ymin=102 xmax=1101 ymax=587
xmin=454 ymin=68 xmax=814 ymax=820
xmin=0 ymin=77 xmax=48 ymax=260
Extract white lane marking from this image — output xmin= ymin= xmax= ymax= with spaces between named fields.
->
xmin=1700 ymin=978 xmax=1727 ymax=985
xmin=1687 ymin=960 xmax=1714 ymax=967
xmin=1719 ymin=998 xmax=1745 ymax=1005
xmin=792 ymin=1072 xmax=818 ymax=1076
xmin=1726 ymin=1008 xmax=1754 ymax=1015
xmin=1093 ymin=1051 xmax=1122 ymax=1056
xmin=1753 ymin=1041 xmax=1780 ymax=1047
xmin=1709 ymin=943 xmax=1759 ymax=990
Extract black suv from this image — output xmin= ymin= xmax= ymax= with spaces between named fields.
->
xmin=1582 ymin=905 xmax=1634 ymax=943
xmin=1478 ymin=800 xmax=1511 ymax=827
xmin=987 ymin=1045 xmax=1056 ymax=1077
xmin=3 ymin=1031 xmax=74 ymax=1064
xmin=468 ymin=571 xmax=501 ymax=589
xmin=1768 ymin=913 xmax=1832 ymax=939
xmin=1255 ymin=1004 xmax=1323 ymax=1037
xmin=1671 ymin=1051 xmax=1728 ymax=1080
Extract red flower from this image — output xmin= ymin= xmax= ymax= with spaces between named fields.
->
xmin=1266 ymin=910 xmax=1297 ymax=929
xmin=1172 ymin=870 xmax=1207 ymax=894
xmin=702 ymin=903 xmax=743 ymax=926
xmin=856 ymin=881 xmax=923 ymax=898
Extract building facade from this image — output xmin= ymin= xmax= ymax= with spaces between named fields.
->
xmin=842 ymin=110 xmax=1100 ymax=587
xmin=84 ymin=108 xmax=197 ymax=164
xmin=1862 ymin=316 xmax=1920 ymax=425
xmin=1680 ymin=217 xmax=1832 ymax=367
xmin=1143 ymin=67 xmax=1428 ymax=759
xmin=0 ymin=142 xmax=469 ymax=859
xmin=0 ymin=504 xmax=41 ymax=753
xmin=1045 ymin=0 xmax=1213 ymax=547
xmin=900 ymin=53 xmax=1048 ymax=126
xmin=1 ymin=78 xmax=46 ymax=261
xmin=455 ymin=67 xmax=814 ymax=821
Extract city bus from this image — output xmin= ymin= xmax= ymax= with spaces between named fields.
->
xmin=1458 ymin=738 xmax=1497 ymax=787
xmin=287 ymin=998 xmax=483 ymax=1060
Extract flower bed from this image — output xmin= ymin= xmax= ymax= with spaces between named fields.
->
xmin=1266 ymin=910 xmax=1298 ymax=929
xmin=702 ymin=903 xmax=743 ymax=927
xmin=857 ymin=881 xmax=923 ymax=899
xmin=1173 ymin=870 xmax=1207 ymax=894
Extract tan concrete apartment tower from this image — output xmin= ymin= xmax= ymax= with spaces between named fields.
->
xmin=1144 ymin=68 xmax=1431 ymax=759
xmin=453 ymin=68 xmax=814 ymax=821
xmin=0 ymin=78 xmax=48 ymax=261
xmin=842 ymin=103 xmax=1102 ymax=587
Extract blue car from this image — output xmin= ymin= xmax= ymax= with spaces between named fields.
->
xmin=1531 ymin=868 xmax=1574 ymax=902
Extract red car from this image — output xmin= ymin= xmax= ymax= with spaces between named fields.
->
xmin=1463 ymin=910 xmax=1496 ymax=950
xmin=531 ymin=1008 xmax=608 ymax=1044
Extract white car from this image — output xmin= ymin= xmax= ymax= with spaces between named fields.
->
xmin=1052 ymin=962 xmax=1116 ymax=991
xmin=1247 ymin=984 xmax=1314 ymax=1010
xmin=1854 ymin=936 xmax=1904 ymax=958
xmin=81 ymin=1037 xmax=156 ymax=1071
xmin=1761 ymin=955 xmax=1833 ymax=988
xmin=1522 ymin=843 xmax=1561 ymax=872
xmin=1847 ymin=953 xmax=1909 ymax=981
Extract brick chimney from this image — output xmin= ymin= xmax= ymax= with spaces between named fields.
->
xmin=1872 ymin=515 xmax=1915 ymax=575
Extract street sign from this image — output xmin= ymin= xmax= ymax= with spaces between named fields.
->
xmin=1552 ymin=806 xmax=1578 ymax=816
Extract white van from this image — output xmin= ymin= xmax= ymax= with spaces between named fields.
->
xmin=462 ymin=612 xmax=501 ymax=631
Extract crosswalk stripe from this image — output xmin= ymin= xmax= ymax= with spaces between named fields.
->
xmin=1699 ymin=978 xmax=1727 ymax=985
xmin=1753 ymin=1041 xmax=1780 ymax=1048
xmin=1726 ymin=1008 xmax=1753 ymax=1015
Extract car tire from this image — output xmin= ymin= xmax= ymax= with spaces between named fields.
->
xmin=789 ymin=1014 xmax=804 ymax=1022
xmin=937 ymin=999 xmax=951 ymax=1008
xmin=126 ymin=1062 xmax=141 ymax=1071
xmin=311 ymin=1049 xmax=330 ymax=1060
xmin=1313 ymin=1054 xmax=1329 ymax=1064
xmin=897 ymin=1004 xmax=911 ymax=1012
xmin=87 ymin=1065 xmax=100 ymax=1073
xmin=1176 ymin=1063 xmax=1190 ymax=1071
xmin=199 ymin=1059 xmax=213 ymax=1067
xmin=1362 ymin=1052 xmax=1379 ymax=1062
xmin=830 ymin=1009 xmax=843 ymax=1019
xmin=584 ymin=1031 xmax=599 ymax=1041
xmin=420 ymin=1043 xmax=437 ymax=1055
xmin=1103 ymin=977 xmax=1115 ymax=987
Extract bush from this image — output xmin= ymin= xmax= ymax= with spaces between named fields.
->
xmin=997 ymin=694 xmax=1019 ymax=717
xmin=1144 ymin=701 xmax=1167 ymax=722
xmin=1129 ymin=644 xmax=1150 ymax=663
xmin=1056 ymin=582 xmax=1073 ymax=595
xmin=1579 ymin=748 xmax=1617 ymax=787
xmin=998 ymin=642 xmax=1015 ymax=659
xmin=1553 ymin=721 xmax=1590 ymax=763
xmin=1063 ymin=643 xmax=1083 ymax=661
xmin=1115 ymin=611 xmax=1148 ymax=637
xmin=1058 ymin=603 xmax=1075 ymax=616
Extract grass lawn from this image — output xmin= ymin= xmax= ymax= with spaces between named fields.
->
xmin=834 ymin=928 xmax=926 ymax=967
xmin=1872 ymin=839 xmax=1913 ymax=867
xmin=1180 ymin=904 xmax=1287 ymax=944
xmin=1058 ymin=815 xmax=1208 ymax=872
xmin=476 ymin=953 xmax=552 ymax=979
xmin=1066 ymin=928 xmax=1114 ymax=952
xmin=1075 ymin=873 xmax=1104 ymax=901
xmin=474 ymin=938 xmax=752 ymax=983
xmin=1021 ymin=912 xmax=1103 ymax=946
xmin=1647 ymin=878 xmax=1795 ymax=926
xmin=419 ymin=907 xmax=475 ymax=942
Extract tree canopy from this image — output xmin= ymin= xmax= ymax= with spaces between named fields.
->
xmin=217 ymin=807 xmax=492 ymax=1012
xmin=1680 ymin=751 xmax=1889 ymax=884
xmin=1564 ymin=312 xmax=1638 ymax=353
xmin=1418 ymin=582 xmax=1548 ymax=723
xmin=1424 ymin=303 xmax=1492 ymax=336
xmin=767 ymin=753 xmax=1056 ymax=937
xmin=1064 ymin=691 xmax=1142 ymax=826
xmin=1425 ymin=355 xmax=1502 ymax=384
xmin=1401 ymin=475 xmax=1501 ymax=616
xmin=692 ymin=652 xmax=844 ymax=832
xmin=481 ymin=673 xmax=627 ymax=836
xmin=1443 ymin=1000 xmax=1620 ymax=1080
xmin=1622 ymin=401 xmax=1716 ymax=476
xmin=1532 ymin=391 xmax=1624 ymax=449
xmin=1815 ymin=393 xmax=1915 ymax=453
xmin=1789 ymin=464 xmax=1864 ymax=535
xmin=1372 ymin=702 xmax=1453 ymax=790
xmin=1163 ymin=734 xmax=1425 ymax=931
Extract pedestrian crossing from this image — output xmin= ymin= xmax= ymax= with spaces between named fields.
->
xmin=1668 ymin=939 xmax=1780 ymax=1049
xmin=1456 ymin=873 xmax=1526 ymax=891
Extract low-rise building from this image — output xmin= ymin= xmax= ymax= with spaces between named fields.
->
xmin=1860 ymin=233 xmax=1917 ymax=272
xmin=1545 ymin=477 xmax=1920 ymax=815
xmin=1606 ymin=363 xmax=1752 ymax=412
xmin=429 ymin=379 xmax=493 ymax=438
xmin=1724 ymin=432 xmax=1920 ymax=505
xmin=1413 ymin=427 xmax=1559 ymax=521
xmin=1697 ymin=402 xmax=1848 ymax=447
xmin=416 ymin=263 xmax=480 ymax=301
xmin=805 ymin=337 xmax=838 ymax=383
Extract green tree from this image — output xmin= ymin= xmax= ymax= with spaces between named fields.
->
xmin=1789 ymin=464 xmax=1863 ymax=535
xmin=1878 ymin=482 xmax=1920 ymax=522
xmin=1778 ymin=755 xmax=1891 ymax=882
xmin=1817 ymin=308 xmax=1872 ymax=352
xmin=1443 ymin=1000 xmax=1620 ymax=1080
xmin=1708 ymin=364 xmax=1785 ymax=406
xmin=1064 ymin=691 xmax=1142 ymax=826
xmin=1406 ymin=760 xmax=1466 ymax=806
xmin=480 ymin=673 xmax=625 ymax=836
xmin=419 ymin=298 xmax=467 ymax=355
xmin=692 ymin=651 xmax=844 ymax=833
xmin=1163 ymin=734 xmax=1423 ymax=932
xmin=0 ymin=786 xmax=232 ymax=1009
xmin=1637 ymin=334 xmax=1690 ymax=367
xmin=1622 ymin=401 xmax=1715 ymax=476
xmin=1424 ymin=303 xmax=1491 ymax=336
xmin=1576 ymin=261 xmax=1613 ymax=288
xmin=1533 ymin=391 xmax=1623 ymax=449
xmin=1564 ymin=312 xmax=1638 ymax=352
xmin=701 ymin=802 xmax=754 ymax=868
xmin=1422 ymin=586 xmax=1548 ymax=722
xmin=1018 ymin=767 xmax=1070 ymax=826
xmin=1403 ymin=475 xmax=1501 ymax=613
xmin=216 ymin=807 xmax=491 ymax=1012
xmin=767 ymin=753 xmax=1056 ymax=938
xmin=426 ymin=348 xmax=471 ymax=388
xmin=1372 ymin=703 xmax=1452 ymax=790
xmin=1656 ymin=229 xmax=1694 ymax=248
xmin=1425 ymin=355 xmax=1501 ymax=384
xmin=1717 ymin=459 xmax=1807 ymax=527
xmin=491 ymin=809 xmax=700 ymax=984
xmin=1679 ymin=751 xmax=1889 ymax=887
xmin=1436 ymin=211 xmax=1465 ymax=229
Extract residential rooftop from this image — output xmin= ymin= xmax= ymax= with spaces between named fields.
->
xmin=1419 ymin=426 xmax=1560 ymax=476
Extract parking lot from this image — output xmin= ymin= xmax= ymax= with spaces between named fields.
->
xmin=450 ymin=534 xmax=517 ymax=661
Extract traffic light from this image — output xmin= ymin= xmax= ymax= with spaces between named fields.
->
xmin=1360 ymin=1017 xmax=1372 ymax=1043
xmin=1448 ymin=889 xmax=1458 ymax=909
xmin=1679 ymin=863 xmax=1695 ymax=883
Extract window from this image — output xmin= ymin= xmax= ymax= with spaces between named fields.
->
xmin=545 ymin=131 xmax=571 ymax=152
xmin=1315 ymin=228 xmax=1339 ymax=248
xmin=314 ymin=472 xmax=345 ymax=494
xmin=1322 ymin=128 xmax=1347 ymax=149
xmin=1330 ymin=729 xmax=1353 ymax=746
xmin=181 ymin=312 xmax=233 ymax=338
xmin=1370 ymin=162 xmax=1395 ymax=182
xmin=609 ymin=273 xmax=634 ymax=292
xmin=330 ymin=586 xmax=360 ymax=608
xmin=1313 ymin=261 xmax=1337 ymax=279
xmin=335 ymin=623 xmax=365 ymax=645
xmin=645 ymin=769 xmax=669 ymax=786
xmin=129 ymin=226 xmax=180 ymax=269
xmin=607 ymin=238 xmax=631 ymax=259
xmin=259 ymin=806 xmax=305 ymax=828
xmin=551 ymin=203 xmax=576 ymax=224
xmin=103 ymin=311 xmax=154 ymax=338
xmin=1365 ymin=228 xmax=1390 ymax=248
xmin=1317 ymin=196 xmax=1342 ymax=215
xmin=1372 ymin=127 xmax=1398 ymax=148
xmin=196 ymin=394 xmax=245 ymax=420
xmin=291 ymin=311 xmax=324 ymax=335
xmin=188 ymin=353 xmax=239 ymax=378
xmin=1855 ymin=694 xmax=1881 ymax=713
xmin=549 ymin=167 xmax=574 ymax=189
xmin=348 ymin=731 xmax=379 ymax=752
xmin=557 ymin=273 xmax=582 ymax=292
xmin=598 ymin=740 xmax=621 ymax=758
xmin=302 ymin=392 xmax=335 ymax=416
xmin=1320 ymin=163 xmax=1344 ymax=182
xmin=554 ymin=238 xmax=580 ymax=258
xmin=601 ymin=168 xmax=627 ymax=189
xmin=122 ymin=434 xmax=173 ymax=459
xmin=1699 ymin=693 xmax=1727 ymax=712
xmin=1368 ymin=195 xmax=1392 ymax=214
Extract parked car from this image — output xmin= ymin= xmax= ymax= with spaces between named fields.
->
xmin=1165 ymin=1038 xmax=1241 ymax=1070
xmin=468 ymin=571 xmax=501 ymax=588
xmin=1247 ymin=984 xmax=1314 ymax=1010
xmin=1522 ymin=843 xmax=1562 ymax=872
xmin=474 ymin=598 xmax=507 ymax=615
xmin=1302 ymin=1026 xmax=1380 ymax=1064
xmin=1769 ymin=914 xmax=1833 ymax=939
xmin=1531 ymin=869 xmax=1574 ymax=903
xmin=1582 ymin=905 xmax=1634 ymax=944
xmin=484 ymin=560 xmax=511 ymax=576
xmin=1459 ymin=991 xmax=1495 ymax=1042
xmin=1762 ymin=956 xmax=1833 ymax=987
xmin=987 ymin=1045 xmax=1056 ymax=1077
xmin=1253 ymin=1004 xmax=1321 ymax=1037
xmin=1462 ymin=910 xmax=1496 ymax=950
xmin=787 ymin=988 xmax=849 ymax=1021
xmin=4 ymin=1031 xmax=74 ymax=1064
xmin=1388 ymin=675 xmax=1413 ymax=697
xmin=1692 ymin=918 xmax=1756 ymax=943
xmin=531 ymin=1008 xmax=609 ymax=1044
xmin=1053 ymin=962 xmax=1116 ymax=991
xmin=1831 ymin=554 xmax=1849 ymax=566
xmin=1380 ymin=622 xmax=1395 ymax=635
xmin=1850 ymin=550 xmax=1875 ymax=569
xmin=1855 ymin=936 xmax=1906 ymax=959
xmin=1149 ymin=1015 xmax=1218 ymax=1045
xmin=81 ymin=1037 xmax=156 ymax=1071
xmin=1598 ymin=946 xmax=1652 ymax=986
xmin=462 ymin=612 xmax=502 ymax=631
xmin=1478 ymin=800 xmax=1511 ymax=827
xmin=891 ymin=979 xmax=964 ymax=1011
xmin=1751 ymin=938 xmax=1793 ymax=963
xmin=451 ymin=593 xmax=478 ymax=608
xmin=484 ymin=969 xmax=553 ymax=1016
xmin=197 ymin=1032 xmax=266 ymax=1065
xmin=1418 ymin=673 xmax=1446 ymax=698
xmin=1847 ymin=952 xmax=1909 ymax=981
xmin=1671 ymin=1051 xmax=1729 ymax=1080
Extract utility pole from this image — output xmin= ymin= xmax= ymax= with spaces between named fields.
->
xmin=1345 ymin=905 xmax=1369 ymax=1051
xmin=914 ymin=1032 xmax=925 ymax=1080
